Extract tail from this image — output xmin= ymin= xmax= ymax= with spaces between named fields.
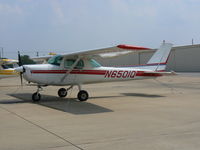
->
xmin=140 ymin=43 xmax=173 ymax=71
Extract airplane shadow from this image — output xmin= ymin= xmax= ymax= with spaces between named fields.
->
xmin=121 ymin=93 xmax=165 ymax=98
xmin=5 ymin=93 xmax=113 ymax=115
xmin=2 ymin=92 xmax=165 ymax=114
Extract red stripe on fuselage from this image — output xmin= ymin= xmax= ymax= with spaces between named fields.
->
xmin=31 ymin=70 xmax=106 ymax=75
xmin=31 ymin=70 xmax=163 ymax=77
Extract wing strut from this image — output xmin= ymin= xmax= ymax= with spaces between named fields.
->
xmin=60 ymin=57 xmax=81 ymax=82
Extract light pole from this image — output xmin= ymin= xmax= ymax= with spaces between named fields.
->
xmin=0 ymin=47 xmax=3 ymax=58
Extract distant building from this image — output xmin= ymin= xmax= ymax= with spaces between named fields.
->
xmin=96 ymin=44 xmax=200 ymax=72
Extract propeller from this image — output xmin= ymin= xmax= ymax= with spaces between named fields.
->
xmin=18 ymin=51 xmax=24 ymax=86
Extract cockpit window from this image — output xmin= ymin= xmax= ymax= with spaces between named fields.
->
xmin=48 ymin=55 xmax=63 ymax=66
xmin=89 ymin=59 xmax=101 ymax=67
xmin=1 ymin=64 xmax=13 ymax=69
xmin=1 ymin=65 xmax=8 ymax=69
xmin=64 ymin=59 xmax=84 ymax=69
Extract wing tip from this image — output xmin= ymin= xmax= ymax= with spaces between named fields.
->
xmin=117 ymin=44 xmax=150 ymax=50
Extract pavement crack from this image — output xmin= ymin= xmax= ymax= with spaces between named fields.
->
xmin=0 ymin=106 xmax=84 ymax=150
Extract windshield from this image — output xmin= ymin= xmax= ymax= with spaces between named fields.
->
xmin=48 ymin=55 xmax=63 ymax=66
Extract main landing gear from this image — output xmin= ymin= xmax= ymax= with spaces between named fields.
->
xmin=77 ymin=85 xmax=89 ymax=101
xmin=32 ymin=85 xmax=89 ymax=102
xmin=57 ymin=85 xmax=74 ymax=98
xmin=57 ymin=85 xmax=89 ymax=101
xmin=58 ymin=88 xmax=68 ymax=97
xmin=77 ymin=90 xmax=89 ymax=101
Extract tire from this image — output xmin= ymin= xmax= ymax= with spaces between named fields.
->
xmin=32 ymin=92 xmax=41 ymax=102
xmin=77 ymin=90 xmax=89 ymax=101
xmin=58 ymin=88 xmax=67 ymax=97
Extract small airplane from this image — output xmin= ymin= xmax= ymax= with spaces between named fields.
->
xmin=15 ymin=42 xmax=174 ymax=102
xmin=0 ymin=58 xmax=19 ymax=79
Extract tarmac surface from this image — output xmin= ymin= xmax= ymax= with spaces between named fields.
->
xmin=0 ymin=73 xmax=200 ymax=150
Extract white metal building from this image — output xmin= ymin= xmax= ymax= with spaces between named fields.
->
xmin=96 ymin=44 xmax=200 ymax=72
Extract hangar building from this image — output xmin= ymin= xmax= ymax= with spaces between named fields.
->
xmin=96 ymin=44 xmax=200 ymax=72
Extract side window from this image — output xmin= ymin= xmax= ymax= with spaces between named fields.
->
xmin=76 ymin=59 xmax=84 ymax=69
xmin=89 ymin=59 xmax=101 ymax=67
xmin=64 ymin=59 xmax=75 ymax=68
xmin=64 ymin=59 xmax=84 ymax=69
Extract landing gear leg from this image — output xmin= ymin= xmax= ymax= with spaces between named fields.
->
xmin=32 ymin=86 xmax=42 ymax=102
xmin=77 ymin=85 xmax=89 ymax=101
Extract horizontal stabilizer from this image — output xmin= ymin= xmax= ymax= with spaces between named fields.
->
xmin=140 ymin=71 xmax=177 ymax=77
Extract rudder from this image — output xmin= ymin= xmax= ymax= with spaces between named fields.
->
xmin=146 ymin=43 xmax=173 ymax=71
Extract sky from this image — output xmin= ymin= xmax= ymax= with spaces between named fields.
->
xmin=0 ymin=0 xmax=200 ymax=59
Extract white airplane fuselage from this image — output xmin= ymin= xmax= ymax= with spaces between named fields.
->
xmin=22 ymin=64 xmax=161 ymax=86
xmin=23 ymin=64 xmax=160 ymax=86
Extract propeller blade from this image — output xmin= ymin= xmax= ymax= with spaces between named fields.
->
xmin=18 ymin=51 xmax=23 ymax=86
xmin=18 ymin=51 xmax=22 ymax=66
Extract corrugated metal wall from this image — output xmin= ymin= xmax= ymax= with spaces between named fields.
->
xmin=167 ymin=45 xmax=200 ymax=71
xmin=96 ymin=44 xmax=200 ymax=72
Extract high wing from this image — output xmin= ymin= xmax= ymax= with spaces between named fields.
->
xmin=61 ymin=45 xmax=151 ymax=59
xmin=32 ymin=44 xmax=151 ymax=62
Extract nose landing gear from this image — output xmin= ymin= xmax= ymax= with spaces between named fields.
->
xmin=32 ymin=86 xmax=43 ymax=102
xmin=32 ymin=93 xmax=41 ymax=102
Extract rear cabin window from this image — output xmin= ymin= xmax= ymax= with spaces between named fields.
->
xmin=64 ymin=59 xmax=84 ymax=69
xmin=89 ymin=59 xmax=101 ymax=67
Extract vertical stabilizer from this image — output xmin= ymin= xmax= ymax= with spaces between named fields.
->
xmin=147 ymin=43 xmax=173 ymax=64
xmin=146 ymin=43 xmax=173 ymax=71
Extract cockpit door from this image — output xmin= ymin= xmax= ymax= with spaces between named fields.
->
xmin=62 ymin=58 xmax=84 ymax=83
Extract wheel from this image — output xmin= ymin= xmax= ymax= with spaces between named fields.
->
xmin=77 ymin=90 xmax=89 ymax=101
xmin=58 ymin=88 xmax=67 ymax=97
xmin=32 ymin=92 xmax=41 ymax=102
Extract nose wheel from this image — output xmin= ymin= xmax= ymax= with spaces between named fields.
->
xmin=32 ymin=86 xmax=42 ymax=102
xmin=32 ymin=92 xmax=41 ymax=102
